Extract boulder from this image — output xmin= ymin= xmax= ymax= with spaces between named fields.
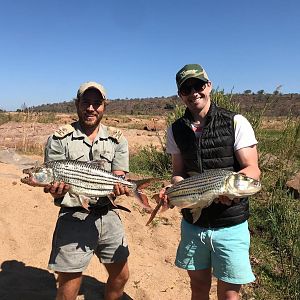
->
xmin=286 ymin=171 xmax=300 ymax=199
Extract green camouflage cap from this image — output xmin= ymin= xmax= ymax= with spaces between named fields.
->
xmin=77 ymin=81 xmax=107 ymax=100
xmin=176 ymin=64 xmax=209 ymax=89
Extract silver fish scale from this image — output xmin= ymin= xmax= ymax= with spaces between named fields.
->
xmin=146 ymin=169 xmax=261 ymax=225
xmin=167 ymin=169 xmax=232 ymax=201
xmin=45 ymin=160 xmax=135 ymax=196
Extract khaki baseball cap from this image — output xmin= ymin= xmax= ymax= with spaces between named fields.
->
xmin=176 ymin=64 xmax=209 ymax=89
xmin=77 ymin=81 xmax=107 ymax=99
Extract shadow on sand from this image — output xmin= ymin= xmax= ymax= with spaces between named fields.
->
xmin=0 ymin=260 xmax=133 ymax=300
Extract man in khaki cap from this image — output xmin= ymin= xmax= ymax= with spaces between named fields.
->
xmin=159 ymin=64 xmax=261 ymax=300
xmin=44 ymin=81 xmax=131 ymax=300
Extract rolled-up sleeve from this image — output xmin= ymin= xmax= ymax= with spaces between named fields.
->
xmin=44 ymin=136 xmax=66 ymax=162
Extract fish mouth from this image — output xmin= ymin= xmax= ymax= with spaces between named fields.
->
xmin=22 ymin=168 xmax=31 ymax=175
xmin=20 ymin=170 xmax=40 ymax=187
xmin=21 ymin=174 xmax=34 ymax=185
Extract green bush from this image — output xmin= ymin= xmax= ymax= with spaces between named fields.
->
xmin=0 ymin=112 xmax=10 ymax=125
xmin=130 ymin=144 xmax=171 ymax=178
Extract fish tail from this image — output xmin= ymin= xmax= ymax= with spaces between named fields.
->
xmin=190 ymin=208 xmax=202 ymax=224
xmin=127 ymin=178 xmax=156 ymax=213
xmin=78 ymin=195 xmax=90 ymax=211
xmin=146 ymin=197 xmax=164 ymax=226
xmin=133 ymin=190 xmax=153 ymax=213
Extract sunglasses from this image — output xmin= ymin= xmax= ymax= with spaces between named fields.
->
xmin=79 ymin=99 xmax=104 ymax=108
xmin=179 ymin=81 xmax=207 ymax=96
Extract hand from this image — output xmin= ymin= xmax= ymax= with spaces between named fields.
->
xmin=214 ymin=196 xmax=240 ymax=206
xmin=44 ymin=181 xmax=70 ymax=199
xmin=158 ymin=184 xmax=172 ymax=210
xmin=111 ymin=183 xmax=130 ymax=198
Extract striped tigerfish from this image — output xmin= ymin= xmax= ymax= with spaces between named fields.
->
xmin=147 ymin=169 xmax=261 ymax=225
xmin=21 ymin=160 xmax=153 ymax=212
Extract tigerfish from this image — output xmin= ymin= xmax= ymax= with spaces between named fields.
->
xmin=21 ymin=160 xmax=153 ymax=212
xmin=146 ymin=169 xmax=261 ymax=225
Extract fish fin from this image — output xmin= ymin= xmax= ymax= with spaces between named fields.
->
xmin=146 ymin=199 xmax=164 ymax=226
xmin=189 ymin=197 xmax=215 ymax=223
xmin=106 ymin=193 xmax=131 ymax=213
xmin=152 ymin=193 xmax=160 ymax=202
xmin=78 ymin=195 xmax=90 ymax=211
xmin=115 ymin=204 xmax=131 ymax=213
xmin=107 ymin=194 xmax=118 ymax=207
xmin=190 ymin=208 xmax=203 ymax=224
xmin=119 ymin=178 xmax=156 ymax=212
xmin=134 ymin=190 xmax=152 ymax=213
xmin=124 ymin=178 xmax=155 ymax=213
xmin=86 ymin=160 xmax=107 ymax=169
xmin=227 ymin=195 xmax=236 ymax=200
xmin=152 ymin=194 xmax=169 ymax=212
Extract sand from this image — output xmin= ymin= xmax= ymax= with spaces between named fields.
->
xmin=0 ymin=118 xmax=219 ymax=299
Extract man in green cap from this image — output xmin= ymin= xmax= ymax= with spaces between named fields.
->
xmin=160 ymin=64 xmax=261 ymax=299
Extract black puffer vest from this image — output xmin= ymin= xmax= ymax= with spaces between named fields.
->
xmin=172 ymin=102 xmax=249 ymax=228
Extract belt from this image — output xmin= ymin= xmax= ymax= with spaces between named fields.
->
xmin=89 ymin=202 xmax=131 ymax=214
xmin=61 ymin=202 xmax=131 ymax=216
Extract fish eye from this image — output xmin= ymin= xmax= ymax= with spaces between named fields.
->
xmin=35 ymin=170 xmax=49 ymax=182
xmin=35 ymin=174 xmax=46 ymax=182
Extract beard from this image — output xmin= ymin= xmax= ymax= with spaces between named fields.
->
xmin=78 ymin=112 xmax=102 ymax=130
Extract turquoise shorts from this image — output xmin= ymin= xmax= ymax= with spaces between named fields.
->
xmin=175 ymin=219 xmax=255 ymax=284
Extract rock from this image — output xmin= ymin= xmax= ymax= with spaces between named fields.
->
xmin=286 ymin=171 xmax=300 ymax=199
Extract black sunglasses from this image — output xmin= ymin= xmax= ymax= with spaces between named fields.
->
xmin=179 ymin=81 xmax=207 ymax=96
xmin=79 ymin=99 xmax=104 ymax=108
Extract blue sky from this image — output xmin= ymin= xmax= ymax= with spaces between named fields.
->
xmin=0 ymin=0 xmax=299 ymax=111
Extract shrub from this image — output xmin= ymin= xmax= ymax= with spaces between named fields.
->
xmin=130 ymin=144 xmax=171 ymax=178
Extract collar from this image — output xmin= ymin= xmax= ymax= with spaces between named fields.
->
xmin=71 ymin=122 xmax=109 ymax=141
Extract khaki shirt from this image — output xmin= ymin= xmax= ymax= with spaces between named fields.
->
xmin=44 ymin=121 xmax=129 ymax=207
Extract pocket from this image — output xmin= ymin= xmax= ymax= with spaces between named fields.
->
xmin=109 ymin=210 xmax=123 ymax=229
xmin=92 ymin=144 xmax=115 ymax=171
xmin=66 ymin=145 xmax=87 ymax=161
xmin=111 ymin=210 xmax=122 ymax=221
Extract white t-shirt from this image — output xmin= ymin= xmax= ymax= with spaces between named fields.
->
xmin=166 ymin=114 xmax=257 ymax=154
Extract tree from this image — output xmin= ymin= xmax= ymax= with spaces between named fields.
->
xmin=164 ymin=103 xmax=175 ymax=110
xmin=243 ymin=89 xmax=252 ymax=94
xmin=257 ymin=89 xmax=265 ymax=95
xmin=273 ymin=85 xmax=283 ymax=95
xmin=21 ymin=102 xmax=28 ymax=112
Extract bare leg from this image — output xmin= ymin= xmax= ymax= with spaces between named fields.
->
xmin=56 ymin=272 xmax=82 ymax=300
xmin=217 ymin=280 xmax=241 ymax=300
xmin=187 ymin=268 xmax=211 ymax=300
xmin=104 ymin=261 xmax=129 ymax=300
